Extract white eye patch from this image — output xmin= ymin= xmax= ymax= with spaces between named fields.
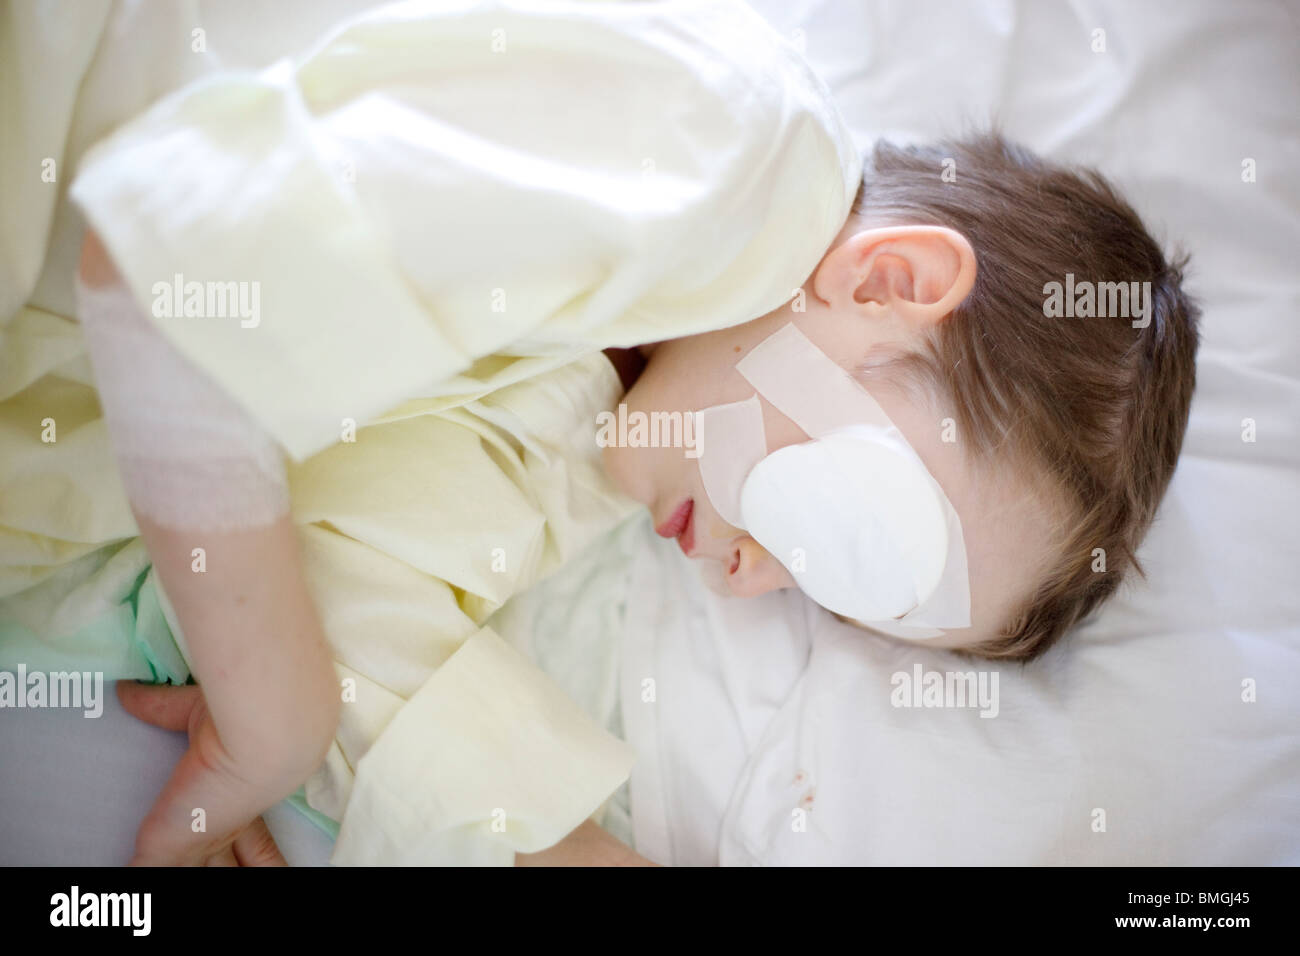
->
xmin=740 ymin=426 xmax=948 ymax=622
xmin=695 ymin=323 xmax=970 ymax=637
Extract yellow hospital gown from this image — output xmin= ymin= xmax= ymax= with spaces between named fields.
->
xmin=0 ymin=0 xmax=861 ymax=863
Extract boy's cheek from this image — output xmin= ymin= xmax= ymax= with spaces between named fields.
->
xmin=600 ymin=442 xmax=629 ymax=491
xmin=600 ymin=442 xmax=652 ymax=505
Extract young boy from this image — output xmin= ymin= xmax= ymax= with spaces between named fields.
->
xmin=1 ymin=1 xmax=1197 ymax=865
xmin=539 ymin=131 xmax=1200 ymax=866
xmin=603 ymin=133 xmax=1199 ymax=662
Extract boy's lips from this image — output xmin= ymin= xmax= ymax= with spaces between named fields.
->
xmin=655 ymin=498 xmax=695 ymax=556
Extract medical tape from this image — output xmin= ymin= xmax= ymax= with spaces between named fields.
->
xmin=693 ymin=395 xmax=767 ymax=529
xmin=697 ymin=323 xmax=970 ymax=632
xmin=75 ymin=278 xmax=290 ymax=531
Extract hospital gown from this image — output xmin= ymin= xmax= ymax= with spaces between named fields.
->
xmin=0 ymin=0 xmax=861 ymax=863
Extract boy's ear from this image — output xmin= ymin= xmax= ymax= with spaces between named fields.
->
xmin=813 ymin=225 xmax=977 ymax=327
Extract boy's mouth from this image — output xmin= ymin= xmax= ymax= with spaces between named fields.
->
xmin=655 ymin=498 xmax=695 ymax=556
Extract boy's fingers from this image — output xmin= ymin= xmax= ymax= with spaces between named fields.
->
xmin=116 ymin=681 xmax=202 ymax=731
xmin=233 ymin=817 xmax=288 ymax=867
xmin=205 ymin=845 xmax=240 ymax=867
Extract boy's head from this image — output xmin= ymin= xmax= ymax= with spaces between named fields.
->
xmin=603 ymin=132 xmax=1200 ymax=660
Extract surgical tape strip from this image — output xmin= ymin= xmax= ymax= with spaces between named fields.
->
xmin=698 ymin=323 xmax=970 ymax=634
xmin=693 ymin=395 xmax=767 ymax=529
xmin=75 ymin=279 xmax=289 ymax=531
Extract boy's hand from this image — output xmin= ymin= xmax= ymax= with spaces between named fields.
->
xmin=119 ymin=681 xmax=288 ymax=866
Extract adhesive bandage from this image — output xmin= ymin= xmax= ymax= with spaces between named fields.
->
xmin=75 ymin=278 xmax=289 ymax=531
xmin=696 ymin=323 xmax=970 ymax=637
xmin=693 ymin=395 xmax=767 ymax=529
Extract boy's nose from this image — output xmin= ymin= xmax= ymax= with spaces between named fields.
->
xmin=726 ymin=537 xmax=796 ymax=598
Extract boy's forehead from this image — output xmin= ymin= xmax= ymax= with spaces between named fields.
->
xmin=866 ymin=379 xmax=1059 ymax=645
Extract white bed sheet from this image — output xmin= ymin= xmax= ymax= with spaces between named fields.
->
xmin=0 ymin=684 xmax=334 ymax=865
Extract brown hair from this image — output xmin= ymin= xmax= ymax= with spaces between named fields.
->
xmin=853 ymin=133 xmax=1200 ymax=660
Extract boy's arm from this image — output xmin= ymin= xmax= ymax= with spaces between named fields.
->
xmin=126 ymin=516 xmax=340 ymax=865
xmin=80 ymin=232 xmax=340 ymax=865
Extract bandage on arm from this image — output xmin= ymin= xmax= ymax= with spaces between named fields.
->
xmin=75 ymin=280 xmax=289 ymax=531
xmin=75 ymin=241 xmax=338 ymax=782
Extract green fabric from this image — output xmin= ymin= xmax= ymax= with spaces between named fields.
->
xmin=0 ymin=541 xmax=183 ymax=683
xmin=288 ymin=788 xmax=341 ymax=842
xmin=130 ymin=570 xmax=191 ymax=684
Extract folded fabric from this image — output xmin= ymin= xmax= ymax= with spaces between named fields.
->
xmin=67 ymin=0 xmax=861 ymax=462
